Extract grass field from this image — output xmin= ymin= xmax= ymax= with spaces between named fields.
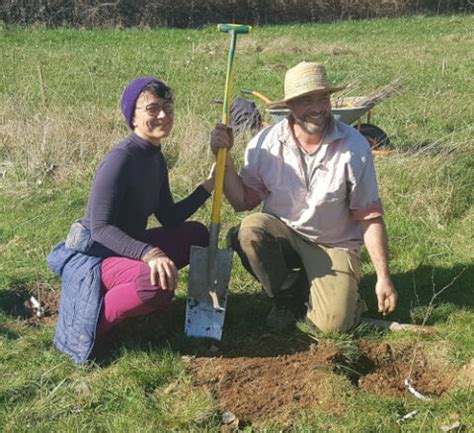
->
xmin=1 ymin=15 xmax=473 ymax=431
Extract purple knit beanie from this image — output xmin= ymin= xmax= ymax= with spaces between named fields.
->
xmin=121 ymin=77 xmax=165 ymax=129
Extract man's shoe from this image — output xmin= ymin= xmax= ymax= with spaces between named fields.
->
xmin=281 ymin=269 xmax=310 ymax=320
xmin=265 ymin=300 xmax=296 ymax=332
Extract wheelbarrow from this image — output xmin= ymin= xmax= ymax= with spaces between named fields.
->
xmin=240 ymin=89 xmax=392 ymax=154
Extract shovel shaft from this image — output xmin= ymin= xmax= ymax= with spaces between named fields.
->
xmin=210 ymin=27 xmax=238 ymax=226
xmin=221 ymin=30 xmax=237 ymax=125
xmin=210 ymin=147 xmax=227 ymax=226
xmin=208 ymin=222 xmax=220 ymax=268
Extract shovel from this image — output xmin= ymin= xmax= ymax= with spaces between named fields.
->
xmin=185 ymin=24 xmax=252 ymax=340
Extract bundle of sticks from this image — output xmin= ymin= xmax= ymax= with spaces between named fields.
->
xmin=332 ymin=79 xmax=403 ymax=109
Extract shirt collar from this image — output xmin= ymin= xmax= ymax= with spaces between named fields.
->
xmin=324 ymin=116 xmax=345 ymax=144
xmin=130 ymin=132 xmax=162 ymax=152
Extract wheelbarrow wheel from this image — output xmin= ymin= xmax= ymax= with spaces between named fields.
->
xmin=357 ymin=123 xmax=390 ymax=150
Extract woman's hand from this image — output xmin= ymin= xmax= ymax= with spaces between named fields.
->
xmin=202 ymin=162 xmax=216 ymax=193
xmin=143 ymin=248 xmax=178 ymax=291
xmin=148 ymin=254 xmax=178 ymax=291
xmin=210 ymin=123 xmax=234 ymax=155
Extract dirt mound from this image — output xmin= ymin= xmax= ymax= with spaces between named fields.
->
xmin=357 ymin=341 xmax=455 ymax=397
xmin=189 ymin=338 xmax=456 ymax=426
xmin=24 ymin=283 xmax=59 ymax=326
xmin=191 ymin=340 xmax=342 ymax=425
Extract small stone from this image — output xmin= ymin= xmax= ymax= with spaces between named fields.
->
xmin=221 ymin=411 xmax=236 ymax=425
xmin=440 ymin=421 xmax=461 ymax=432
xmin=74 ymin=382 xmax=91 ymax=397
xmin=209 ymin=345 xmax=220 ymax=354
xmin=164 ymin=382 xmax=178 ymax=395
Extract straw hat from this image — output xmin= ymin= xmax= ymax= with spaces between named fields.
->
xmin=271 ymin=62 xmax=345 ymax=107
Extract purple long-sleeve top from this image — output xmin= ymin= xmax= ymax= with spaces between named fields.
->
xmin=81 ymin=133 xmax=210 ymax=260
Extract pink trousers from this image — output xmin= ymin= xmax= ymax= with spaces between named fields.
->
xmin=96 ymin=221 xmax=209 ymax=336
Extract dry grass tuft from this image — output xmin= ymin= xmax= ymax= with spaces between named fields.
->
xmin=164 ymin=113 xmax=215 ymax=193
xmin=260 ymin=36 xmax=304 ymax=55
xmin=0 ymin=97 xmax=125 ymax=184
xmin=0 ymin=97 xmax=226 ymax=193
xmin=255 ymin=37 xmax=357 ymax=57
xmin=376 ymin=139 xmax=473 ymax=226
xmin=445 ymin=34 xmax=472 ymax=42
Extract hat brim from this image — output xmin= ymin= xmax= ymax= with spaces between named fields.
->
xmin=268 ymin=86 xmax=345 ymax=109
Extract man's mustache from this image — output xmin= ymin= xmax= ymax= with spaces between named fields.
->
xmin=301 ymin=112 xmax=327 ymax=122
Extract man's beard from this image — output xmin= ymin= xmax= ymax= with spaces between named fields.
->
xmin=294 ymin=112 xmax=331 ymax=135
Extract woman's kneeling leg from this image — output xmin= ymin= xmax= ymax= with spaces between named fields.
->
xmin=96 ymin=257 xmax=173 ymax=336
xmin=144 ymin=221 xmax=209 ymax=269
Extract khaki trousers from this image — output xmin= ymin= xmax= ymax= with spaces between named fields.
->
xmin=228 ymin=213 xmax=366 ymax=332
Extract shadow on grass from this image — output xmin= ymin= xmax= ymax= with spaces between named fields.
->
xmin=360 ymin=263 xmax=474 ymax=325
xmin=0 ymin=286 xmax=31 ymax=320
xmin=93 ymin=262 xmax=473 ymax=365
xmin=91 ymin=291 xmax=316 ymax=367
xmin=0 ymin=382 xmax=39 ymax=408
xmin=0 ymin=286 xmax=31 ymax=340
xmin=1 ymin=263 xmax=471 ymax=364
xmin=0 ymin=324 xmax=20 ymax=340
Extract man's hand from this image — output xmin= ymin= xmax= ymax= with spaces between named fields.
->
xmin=143 ymin=249 xmax=178 ymax=291
xmin=375 ymin=277 xmax=398 ymax=315
xmin=210 ymin=123 xmax=234 ymax=155
xmin=360 ymin=217 xmax=398 ymax=316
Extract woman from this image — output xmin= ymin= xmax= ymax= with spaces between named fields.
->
xmin=48 ymin=77 xmax=214 ymax=365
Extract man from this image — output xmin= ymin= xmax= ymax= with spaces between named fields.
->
xmin=211 ymin=62 xmax=398 ymax=333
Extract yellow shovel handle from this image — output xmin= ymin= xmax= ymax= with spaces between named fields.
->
xmin=211 ymin=147 xmax=227 ymax=224
xmin=210 ymin=25 xmax=251 ymax=225
xmin=210 ymin=27 xmax=236 ymax=225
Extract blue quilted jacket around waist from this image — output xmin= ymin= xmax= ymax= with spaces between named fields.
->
xmin=47 ymin=222 xmax=110 ymax=366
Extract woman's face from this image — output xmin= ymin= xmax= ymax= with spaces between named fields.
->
xmin=133 ymin=92 xmax=174 ymax=145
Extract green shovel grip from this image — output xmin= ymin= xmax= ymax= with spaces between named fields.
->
xmin=217 ymin=23 xmax=253 ymax=34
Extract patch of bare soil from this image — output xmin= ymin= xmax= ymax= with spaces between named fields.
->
xmin=190 ymin=340 xmax=341 ymax=426
xmin=357 ymin=341 xmax=456 ymax=397
xmin=189 ymin=338 xmax=457 ymax=427
xmin=24 ymin=283 xmax=59 ymax=326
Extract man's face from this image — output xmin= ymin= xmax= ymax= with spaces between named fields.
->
xmin=287 ymin=92 xmax=332 ymax=135
xmin=133 ymin=92 xmax=174 ymax=144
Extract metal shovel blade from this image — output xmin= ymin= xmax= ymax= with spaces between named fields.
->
xmin=185 ymin=244 xmax=233 ymax=340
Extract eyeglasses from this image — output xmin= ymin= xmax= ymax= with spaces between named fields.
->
xmin=136 ymin=102 xmax=174 ymax=116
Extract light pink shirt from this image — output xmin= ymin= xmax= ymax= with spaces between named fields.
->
xmin=239 ymin=117 xmax=384 ymax=255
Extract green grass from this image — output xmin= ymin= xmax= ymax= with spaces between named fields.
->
xmin=1 ymin=15 xmax=473 ymax=431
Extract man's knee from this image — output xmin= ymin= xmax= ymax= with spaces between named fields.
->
xmin=237 ymin=213 xmax=276 ymax=250
xmin=227 ymin=214 xmax=265 ymax=252
xmin=308 ymin=313 xmax=354 ymax=333
xmin=307 ymin=302 xmax=361 ymax=333
xmin=240 ymin=213 xmax=279 ymax=233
